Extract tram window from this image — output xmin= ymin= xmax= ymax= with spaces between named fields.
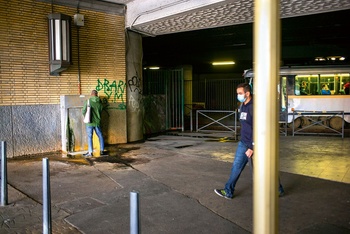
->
xmin=295 ymin=76 xmax=310 ymax=95
xmin=320 ymin=75 xmax=334 ymax=94
xmin=245 ymin=69 xmax=350 ymax=96
xmin=309 ymin=76 xmax=318 ymax=95
xmin=294 ymin=74 xmax=350 ymax=95
xmin=294 ymin=79 xmax=300 ymax=95
xmin=339 ymin=74 xmax=350 ymax=94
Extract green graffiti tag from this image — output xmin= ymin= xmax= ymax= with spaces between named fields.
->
xmin=101 ymin=97 xmax=126 ymax=110
xmin=96 ymin=78 xmax=126 ymax=109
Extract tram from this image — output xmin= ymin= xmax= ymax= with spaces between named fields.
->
xmin=243 ymin=65 xmax=350 ymax=129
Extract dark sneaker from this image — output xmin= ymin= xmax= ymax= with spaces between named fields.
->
xmin=100 ymin=151 xmax=107 ymax=156
xmin=279 ymin=188 xmax=285 ymax=197
xmin=214 ymin=189 xmax=232 ymax=199
xmin=83 ymin=152 xmax=93 ymax=157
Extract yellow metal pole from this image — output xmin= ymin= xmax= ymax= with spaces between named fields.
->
xmin=253 ymin=0 xmax=280 ymax=233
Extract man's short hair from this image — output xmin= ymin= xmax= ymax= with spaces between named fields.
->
xmin=237 ymin=83 xmax=251 ymax=93
xmin=91 ymin=90 xmax=98 ymax=96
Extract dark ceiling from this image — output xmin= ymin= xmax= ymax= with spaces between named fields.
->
xmin=142 ymin=9 xmax=350 ymax=74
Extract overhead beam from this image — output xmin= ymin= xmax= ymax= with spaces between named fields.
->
xmin=126 ymin=0 xmax=226 ymax=32
xmin=37 ymin=0 xmax=126 ymax=15
xmin=127 ymin=0 xmax=350 ymax=36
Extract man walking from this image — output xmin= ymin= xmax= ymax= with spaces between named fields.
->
xmin=82 ymin=90 xmax=105 ymax=157
xmin=214 ymin=83 xmax=284 ymax=199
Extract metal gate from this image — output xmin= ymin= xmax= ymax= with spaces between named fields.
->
xmin=191 ymin=79 xmax=244 ymax=110
xmin=143 ymin=69 xmax=184 ymax=131
xmin=166 ymin=69 xmax=184 ymax=130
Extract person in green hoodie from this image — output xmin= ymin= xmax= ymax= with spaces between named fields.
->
xmin=82 ymin=90 xmax=105 ymax=157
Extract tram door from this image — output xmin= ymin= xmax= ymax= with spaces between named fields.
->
xmin=143 ymin=68 xmax=184 ymax=132
xmin=279 ymin=76 xmax=288 ymax=122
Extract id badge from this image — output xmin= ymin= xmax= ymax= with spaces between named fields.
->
xmin=240 ymin=112 xmax=247 ymax=120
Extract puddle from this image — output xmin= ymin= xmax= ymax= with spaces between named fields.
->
xmin=8 ymin=145 xmax=146 ymax=167
xmin=205 ymin=137 xmax=237 ymax=143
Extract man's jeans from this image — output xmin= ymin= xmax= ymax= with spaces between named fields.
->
xmin=224 ymin=141 xmax=285 ymax=198
xmin=86 ymin=126 xmax=104 ymax=153
xmin=224 ymin=141 xmax=248 ymax=198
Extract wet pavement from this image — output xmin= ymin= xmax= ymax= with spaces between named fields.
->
xmin=1 ymin=132 xmax=350 ymax=233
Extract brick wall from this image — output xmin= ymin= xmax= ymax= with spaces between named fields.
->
xmin=0 ymin=0 xmax=126 ymax=105
xmin=0 ymin=0 xmax=127 ymax=157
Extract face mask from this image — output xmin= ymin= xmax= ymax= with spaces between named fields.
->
xmin=237 ymin=94 xmax=246 ymax=103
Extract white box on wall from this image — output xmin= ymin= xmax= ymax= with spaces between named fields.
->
xmin=74 ymin=14 xmax=84 ymax=26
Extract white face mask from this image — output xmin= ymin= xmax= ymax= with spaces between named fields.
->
xmin=237 ymin=94 xmax=246 ymax=103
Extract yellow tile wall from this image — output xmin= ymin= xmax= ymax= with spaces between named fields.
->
xmin=0 ymin=0 xmax=126 ymax=105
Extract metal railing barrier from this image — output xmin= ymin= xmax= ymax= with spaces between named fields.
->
xmin=196 ymin=110 xmax=237 ymax=139
xmin=292 ymin=110 xmax=345 ymax=138
xmin=279 ymin=111 xmax=288 ymax=136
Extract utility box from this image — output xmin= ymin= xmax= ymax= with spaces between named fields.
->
xmin=74 ymin=14 xmax=84 ymax=26
xmin=60 ymin=94 xmax=127 ymax=154
xmin=60 ymin=95 xmax=88 ymax=153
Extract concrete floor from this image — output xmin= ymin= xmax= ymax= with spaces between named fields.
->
xmin=170 ymin=132 xmax=350 ymax=184
xmin=2 ymin=132 xmax=350 ymax=233
xmin=279 ymin=135 xmax=350 ymax=184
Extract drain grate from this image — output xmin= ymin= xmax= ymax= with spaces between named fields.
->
xmin=174 ymin=145 xmax=193 ymax=149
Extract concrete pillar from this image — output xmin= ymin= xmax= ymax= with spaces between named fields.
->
xmin=183 ymin=65 xmax=193 ymax=116
xmin=126 ymin=30 xmax=144 ymax=142
xmin=253 ymin=0 xmax=280 ymax=233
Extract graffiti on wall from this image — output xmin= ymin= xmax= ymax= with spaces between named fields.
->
xmin=128 ymin=73 xmax=143 ymax=113
xmin=129 ymin=95 xmax=140 ymax=111
xmin=128 ymin=74 xmax=142 ymax=94
xmin=96 ymin=78 xmax=126 ymax=110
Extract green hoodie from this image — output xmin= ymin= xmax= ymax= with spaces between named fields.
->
xmin=82 ymin=96 xmax=103 ymax=127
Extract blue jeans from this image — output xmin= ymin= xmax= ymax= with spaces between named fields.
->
xmin=224 ymin=141 xmax=248 ymax=198
xmin=224 ymin=141 xmax=285 ymax=197
xmin=86 ymin=125 xmax=104 ymax=153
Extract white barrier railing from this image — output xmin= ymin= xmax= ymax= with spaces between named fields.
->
xmin=196 ymin=110 xmax=237 ymax=139
xmin=292 ymin=110 xmax=345 ymax=138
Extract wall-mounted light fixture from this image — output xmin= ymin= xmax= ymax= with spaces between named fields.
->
xmin=212 ymin=61 xmax=235 ymax=66
xmin=48 ymin=13 xmax=72 ymax=76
